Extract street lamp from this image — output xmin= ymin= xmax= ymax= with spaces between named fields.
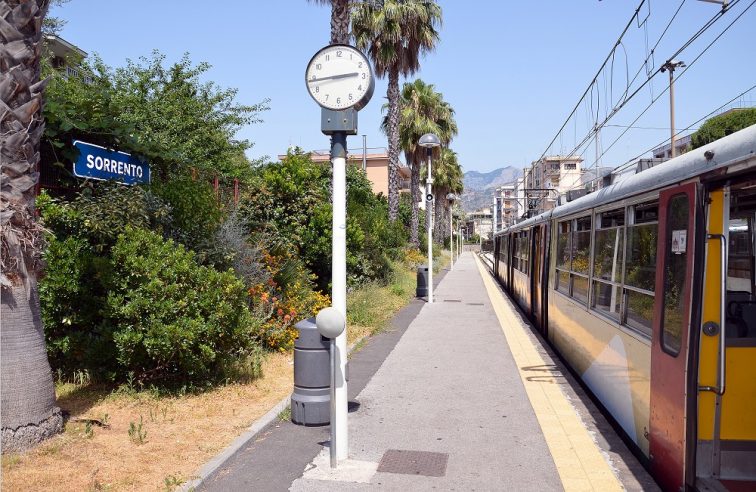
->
xmin=661 ymin=59 xmax=686 ymax=158
xmin=419 ymin=133 xmax=441 ymax=303
xmin=447 ymin=193 xmax=456 ymax=270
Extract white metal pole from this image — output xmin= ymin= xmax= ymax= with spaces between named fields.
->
xmin=669 ymin=68 xmax=677 ymax=158
xmin=450 ymin=207 xmax=454 ymax=270
xmin=331 ymin=133 xmax=348 ymax=461
xmin=427 ymin=149 xmax=434 ymax=303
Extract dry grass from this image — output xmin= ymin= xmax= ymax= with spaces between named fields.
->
xmin=1 ymin=353 xmax=293 ymax=492
xmin=1 ymin=251 xmax=450 ymax=491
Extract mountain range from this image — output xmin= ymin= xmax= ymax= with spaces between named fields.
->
xmin=461 ymin=166 xmax=521 ymax=212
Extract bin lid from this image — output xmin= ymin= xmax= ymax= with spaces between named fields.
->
xmin=294 ymin=318 xmax=330 ymax=350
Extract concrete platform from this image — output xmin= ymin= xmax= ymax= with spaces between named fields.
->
xmin=199 ymin=252 xmax=659 ymax=491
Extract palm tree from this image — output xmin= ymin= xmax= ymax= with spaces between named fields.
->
xmin=308 ymin=0 xmax=350 ymax=44
xmin=430 ymin=148 xmax=463 ymax=241
xmin=353 ymin=0 xmax=442 ymax=222
xmin=1 ymin=0 xmax=63 ymax=452
xmin=383 ymin=79 xmax=456 ymax=246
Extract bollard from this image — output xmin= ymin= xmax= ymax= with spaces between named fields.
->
xmin=291 ymin=318 xmax=330 ymax=425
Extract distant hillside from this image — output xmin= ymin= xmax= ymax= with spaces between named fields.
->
xmin=461 ymin=166 xmax=520 ymax=212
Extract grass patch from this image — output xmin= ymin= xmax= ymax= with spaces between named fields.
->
xmin=278 ymin=405 xmax=292 ymax=422
xmin=347 ymin=250 xmax=449 ymax=346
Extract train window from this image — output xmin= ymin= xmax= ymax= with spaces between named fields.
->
xmin=625 ymin=289 xmax=654 ymax=336
xmin=556 ymin=221 xmax=570 ymax=270
xmin=727 ymin=218 xmax=752 ymax=293
xmin=593 ymin=283 xmax=621 ymax=320
xmin=556 ymin=270 xmax=570 ymax=295
xmin=521 ymin=231 xmax=530 ymax=275
xmin=572 ymin=275 xmax=589 ymax=304
xmin=592 ymin=209 xmax=625 ymax=321
xmin=555 ymin=221 xmax=571 ymax=293
xmin=625 ymin=223 xmax=657 ymax=291
xmin=568 ymin=216 xmax=592 ymax=305
xmin=661 ymin=194 xmax=689 ymax=356
xmin=622 ymin=200 xmax=659 ymax=337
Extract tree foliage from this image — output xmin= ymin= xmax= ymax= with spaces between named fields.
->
xmin=42 ymin=51 xmax=269 ymax=182
xmin=691 ymin=108 xmax=756 ymax=149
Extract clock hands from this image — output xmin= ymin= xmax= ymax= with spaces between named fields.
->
xmin=309 ymin=72 xmax=359 ymax=84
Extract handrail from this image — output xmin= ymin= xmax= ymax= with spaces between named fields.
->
xmin=699 ymin=234 xmax=727 ymax=396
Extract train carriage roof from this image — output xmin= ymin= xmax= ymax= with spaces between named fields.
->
xmin=498 ymin=123 xmax=756 ymax=235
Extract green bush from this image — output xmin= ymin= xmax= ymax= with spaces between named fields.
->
xmin=39 ymin=190 xmax=262 ymax=385
xmin=240 ymin=150 xmax=407 ymax=291
xmin=106 ymin=227 xmax=260 ymax=385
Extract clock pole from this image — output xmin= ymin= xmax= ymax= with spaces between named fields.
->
xmin=329 ymin=125 xmax=349 ymax=464
xmin=307 ymin=43 xmax=374 ymax=468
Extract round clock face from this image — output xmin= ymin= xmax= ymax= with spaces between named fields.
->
xmin=305 ymin=44 xmax=374 ymax=111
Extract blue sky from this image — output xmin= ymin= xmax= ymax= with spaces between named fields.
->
xmin=54 ymin=0 xmax=756 ymax=174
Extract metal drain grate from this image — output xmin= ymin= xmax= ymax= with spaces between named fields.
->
xmin=466 ymin=302 xmax=484 ymax=306
xmin=377 ymin=449 xmax=449 ymax=477
xmin=442 ymin=299 xmax=461 ymax=303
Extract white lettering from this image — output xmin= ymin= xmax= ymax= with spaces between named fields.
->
xmin=86 ymin=154 xmax=95 ymax=169
xmin=118 ymin=161 xmax=124 ymax=175
xmin=94 ymin=156 xmax=103 ymax=170
xmin=136 ymin=166 xmax=143 ymax=178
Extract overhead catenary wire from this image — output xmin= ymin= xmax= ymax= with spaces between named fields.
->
xmin=545 ymin=0 xmax=743 ymax=171
xmin=572 ymin=81 xmax=756 ymax=192
xmin=553 ymin=0 xmax=754 ymax=195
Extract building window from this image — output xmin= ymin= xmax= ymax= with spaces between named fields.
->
xmin=564 ymin=163 xmax=577 ymax=170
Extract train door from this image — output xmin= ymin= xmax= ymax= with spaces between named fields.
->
xmin=648 ymin=183 xmax=697 ymax=492
xmin=696 ymin=182 xmax=756 ymax=489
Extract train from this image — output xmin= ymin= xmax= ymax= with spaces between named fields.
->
xmin=492 ymin=124 xmax=756 ymax=491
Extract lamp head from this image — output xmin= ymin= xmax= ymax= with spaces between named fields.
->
xmin=418 ymin=133 xmax=441 ymax=148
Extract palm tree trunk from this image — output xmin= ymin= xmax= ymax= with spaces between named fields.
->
xmin=409 ymin=158 xmax=420 ymax=247
xmin=1 ymin=0 xmax=63 ymax=452
xmin=1 ymin=281 xmax=63 ymax=452
xmin=329 ymin=0 xmax=350 ymax=44
xmin=386 ymin=66 xmax=401 ymax=222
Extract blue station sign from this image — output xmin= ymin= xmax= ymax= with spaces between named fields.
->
xmin=73 ymin=140 xmax=151 ymax=185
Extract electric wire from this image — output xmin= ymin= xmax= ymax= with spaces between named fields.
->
xmin=573 ymin=81 xmax=756 ymax=191
xmin=551 ymin=0 xmax=754 ymax=196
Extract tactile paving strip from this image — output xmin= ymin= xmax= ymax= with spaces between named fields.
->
xmin=377 ymin=449 xmax=449 ymax=477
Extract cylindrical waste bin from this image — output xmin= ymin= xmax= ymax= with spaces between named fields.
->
xmin=291 ymin=318 xmax=330 ymax=425
xmin=416 ymin=265 xmax=429 ymax=297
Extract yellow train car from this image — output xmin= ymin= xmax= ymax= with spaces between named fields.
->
xmin=494 ymin=124 xmax=756 ymax=491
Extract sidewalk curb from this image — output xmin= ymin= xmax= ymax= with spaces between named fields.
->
xmin=179 ymin=394 xmax=291 ymax=492
xmin=180 ymin=335 xmax=371 ymax=492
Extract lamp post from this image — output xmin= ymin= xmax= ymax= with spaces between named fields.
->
xmin=661 ymin=59 xmax=686 ymax=158
xmin=419 ymin=133 xmax=441 ymax=303
xmin=447 ymin=193 xmax=456 ymax=270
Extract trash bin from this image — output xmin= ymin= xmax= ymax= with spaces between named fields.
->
xmin=416 ymin=265 xmax=429 ymax=297
xmin=291 ymin=318 xmax=330 ymax=425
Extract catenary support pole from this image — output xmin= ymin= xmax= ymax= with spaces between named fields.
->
xmin=330 ymin=132 xmax=348 ymax=461
xmin=669 ymin=68 xmax=677 ymax=158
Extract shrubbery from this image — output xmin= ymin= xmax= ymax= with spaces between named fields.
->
xmin=241 ymin=150 xmax=407 ymax=291
xmin=39 ymin=190 xmax=262 ymax=386
xmin=107 ymin=227 xmax=259 ymax=384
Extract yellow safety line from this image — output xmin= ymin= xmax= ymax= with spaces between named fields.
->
xmin=474 ymin=256 xmax=624 ymax=492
